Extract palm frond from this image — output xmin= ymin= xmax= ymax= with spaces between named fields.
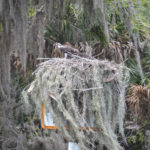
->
xmin=127 ymin=85 xmax=150 ymax=121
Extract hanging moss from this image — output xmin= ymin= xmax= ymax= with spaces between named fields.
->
xmin=23 ymin=57 xmax=129 ymax=150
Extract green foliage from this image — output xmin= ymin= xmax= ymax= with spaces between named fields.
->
xmin=35 ymin=127 xmax=41 ymax=136
xmin=28 ymin=0 xmax=35 ymax=18
xmin=44 ymin=20 xmax=73 ymax=43
xmin=126 ymin=45 xmax=150 ymax=86
xmin=28 ymin=7 xmax=35 ymax=18
xmin=127 ymin=131 xmax=145 ymax=149
xmin=106 ymin=0 xmax=150 ymax=41
xmin=13 ymin=75 xmax=26 ymax=89
xmin=65 ymin=2 xmax=76 ymax=23
xmin=28 ymin=0 xmax=39 ymax=5
xmin=44 ymin=1 xmax=107 ymax=45
xmin=132 ymin=0 xmax=150 ymax=37
xmin=86 ymin=19 xmax=108 ymax=46
xmin=44 ymin=2 xmax=78 ymax=43
xmin=126 ymin=124 xmax=150 ymax=150
xmin=125 ymin=58 xmax=141 ymax=84
xmin=127 ymin=135 xmax=137 ymax=144
xmin=105 ymin=1 xmax=130 ymax=41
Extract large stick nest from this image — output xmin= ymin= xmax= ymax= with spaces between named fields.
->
xmin=22 ymin=57 xmax=129 ymax=150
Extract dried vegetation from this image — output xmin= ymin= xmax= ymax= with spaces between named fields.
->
xmin=127 ymin=85 xmax=150 ymax=121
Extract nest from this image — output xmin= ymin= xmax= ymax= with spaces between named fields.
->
xmin=22 ymin=57 xmax=129 ymax=150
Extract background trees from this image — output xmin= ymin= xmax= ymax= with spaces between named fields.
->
xmin=0 ymin=0 xmax=150 ymax=149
